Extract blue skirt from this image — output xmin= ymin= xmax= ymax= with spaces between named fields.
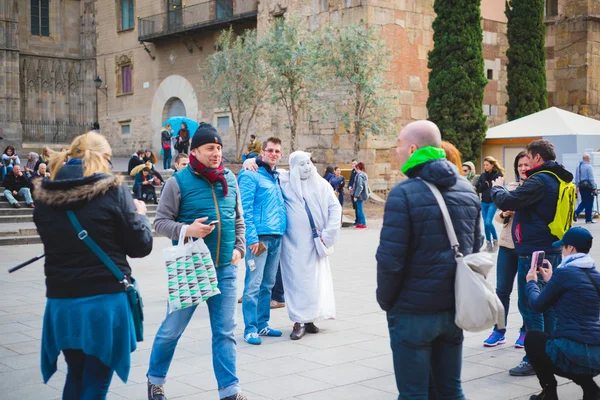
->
xmin=546 ymin=338 xmax=600 ymax=376
xmin=41 ymin=292 xmax=137 ymax=384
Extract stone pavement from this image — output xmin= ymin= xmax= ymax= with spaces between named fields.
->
xmin=0 ymin=220 xmax=598 ymax=400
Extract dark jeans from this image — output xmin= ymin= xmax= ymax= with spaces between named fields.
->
xmin=387 ymin=309 xmax=465 ymax=400
xmin=575 ymin=188 xmax=595 ymax=222
xmin=518 ymin=253 xmax=558 ymax=363
xmin=525 ymin=330 xmax=599 ymax=396
xmin=134 ymin=185 xmax=157 ymax=203
xmin=163 ymin=149 xmax=172 ymax=170
xmin=63 ymin=349 xmax=114 ymax=400
xmin=271 ymin=264 xmax=285 ymax=303
xmin=494 ymin=246 xmax=525 ymax=335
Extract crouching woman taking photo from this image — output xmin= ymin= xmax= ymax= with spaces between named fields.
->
xmin=525 ymin=227 xmax=600 ymax=400
xmin=34 ymin=131 xmax=153 ymax=399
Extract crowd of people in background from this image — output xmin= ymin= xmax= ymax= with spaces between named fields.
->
xmin=3 ymin=117 xmax=597 ymax=400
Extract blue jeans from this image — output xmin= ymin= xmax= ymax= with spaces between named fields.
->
xmin=62 ymin=349 xmax=113 ymax=400
xmin=163 ymin=150 xmax=172 ymax=170
xmin=356 ymin=199 xmax=366 ymax=226
xmin=271 ymin=264 xmax=285 ymax=303
xmin=575 ymin=188 xmax=595 ymax=222
xmin=147 ymin=265 xmax=240 ymax=399
xmin=480 ymin=202 xmax=498 ymax=242
xmin=242 ymin=235 xmax=282 ymax=336
xmin=4 ymin=187 xmax=33 ymax=205
xmin=387 ymin=310 xmax=465 ymax=400
xmin=241 ymin=152 xmax=258 ymax=162
xmin=517 ymin=253 xmax=558 ymax=363
xmin=493 ymin=246 xmax=525 ymax=335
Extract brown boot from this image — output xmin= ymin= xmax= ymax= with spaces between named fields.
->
xmin=290 ymin=323 xmax=306 ymax=340
xmin=305 ymin=322 xmax=319 ymax=334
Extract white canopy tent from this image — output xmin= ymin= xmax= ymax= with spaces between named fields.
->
xmin=482 ymin=107 xmax=600 ymax=182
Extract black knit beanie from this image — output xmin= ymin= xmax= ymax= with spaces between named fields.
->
xmin=190 ymin=122 xmax=223 ymax=150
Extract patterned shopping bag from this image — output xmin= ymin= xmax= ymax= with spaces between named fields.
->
xmin=163 ymin=226 xmax=220 ymax=313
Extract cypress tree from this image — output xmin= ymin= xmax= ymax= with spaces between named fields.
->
xmin=505 ymin=0 xmax=547 ymax=121
xmin=427 ymin=0 xmax=487 ymax=161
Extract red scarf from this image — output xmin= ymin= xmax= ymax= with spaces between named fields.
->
xmin=189 ymin=154 xmax=228 ymax=197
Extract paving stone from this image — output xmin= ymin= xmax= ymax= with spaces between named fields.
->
xmin=242 ymin=374 xmax=334 ymax=399
xmin=0 ymin=222 xmax=598 ymax=399
xmin=298 ymin=362 xmax=391 ymax=386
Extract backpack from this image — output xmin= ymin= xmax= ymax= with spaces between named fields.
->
xmin=530 ymin=170 xmax=576 ymax=239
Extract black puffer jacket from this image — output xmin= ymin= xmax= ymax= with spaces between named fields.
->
xmin=376 ymin=159 xmax=482 ymax=312
xmin=33 ymin=163 xmax=153 ymax=298
xmin=476 ymin=170 xmax=502 ymax=203
xmin=491 ymin=161 xmax=573 ymax=255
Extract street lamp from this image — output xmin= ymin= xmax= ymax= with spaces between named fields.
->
xmin=94 ymin=76 xmax=108 ymax=119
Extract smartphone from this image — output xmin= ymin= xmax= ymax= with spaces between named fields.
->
xmin=531 ymin=251 xmax=546 ymax=271
xmin=255 ymin=242 xmax=267 ymax=257
xmin=209 ymin=220 xmax=219 ymax=225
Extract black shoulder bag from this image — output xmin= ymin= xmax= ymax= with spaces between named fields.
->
xmin=66 ymin=210 xmax=144 ymax=342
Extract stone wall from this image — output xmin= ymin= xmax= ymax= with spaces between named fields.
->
xmin=482 ymin=18 xmax=508 ymax=128
xmin=0 ymin=0 xmax=21 ymax=148
xmin=18 ymin=0 xmax=97 ymax=126
xmin=545 ymin=0 xmax=600 ymax=120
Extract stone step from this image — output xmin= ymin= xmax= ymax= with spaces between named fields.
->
xmin=0 ymin=210 xmax=157 ymax=223
xmin=0 ymin=235 xmax=42 ymax=246
xmin=0 ymin=228 xmax=38 ymax=237
xmin=0 ymin=204 xmax=158 ymax=215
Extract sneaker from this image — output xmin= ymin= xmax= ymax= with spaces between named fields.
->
xmin=492 ymin=239 xmax=499 ymax=252
xmin=356 ymin=224 xmax=367 ymax=229
xmin=483 ymin=331 xmax=506 ymax=347
xmin=11 ymin=202 xmax=21 ymax=209
xmin=258 ymin=326 xmax=282 ymax=337
xmin=509 ymin=361 xmax=535 ymax=376
xmin=270 ymin=300 xmax=285 ymax=309
xmin=244 ymin=332 xmax=262 ymax=345
xmin=515 ymin=332 xmax=526 ymax=348
xmin=147 ymin=382 xmax=167 ymax=400
xmin=484 ymin=241 xmax=493 ymax=252
xmin=586 ymin=220 xmax=597 ymax=224
xmin=221 ymin=393 xmax=249 ymax=400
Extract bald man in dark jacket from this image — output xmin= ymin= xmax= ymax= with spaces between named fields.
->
xmin=377 ymin=120 xmax=482 ymax=400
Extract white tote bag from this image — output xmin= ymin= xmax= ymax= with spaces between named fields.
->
xmin=423 ymin=181 xmax=505 ymax=333
xmin=162 ymin=226 xmax=221 ymax=313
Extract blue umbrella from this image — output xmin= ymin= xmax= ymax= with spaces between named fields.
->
xmin=162 ymin=116 xmax=199 ymax=137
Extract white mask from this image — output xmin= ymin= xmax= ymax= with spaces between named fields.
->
xmin=291 ymin=153 xmax=312 ymax=180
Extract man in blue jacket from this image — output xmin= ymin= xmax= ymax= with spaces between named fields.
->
xmin=491 ymin=139 xmax=573 ymax=377
xmin=574 ymin=153 xmax=597 ymax=224
xmin=376 ymin=120 xmax=482 ymax=399
xmin=238 ymin=137 xmax=287 ymax=345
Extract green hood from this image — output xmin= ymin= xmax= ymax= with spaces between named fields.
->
xmin=401 ymin=146 xmax=446 ymax=174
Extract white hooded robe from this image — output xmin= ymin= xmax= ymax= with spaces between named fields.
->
xmin=278 ymin=152 xmax=341 ymax=323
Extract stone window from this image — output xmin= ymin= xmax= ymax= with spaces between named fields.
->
xmin=120 ymin=121 xmax=131 ymax=135
xmin=118 ymin=0 xmax=135 ymax=31
xmin=31 ymin=0 xmax=50 ymax=37
xmin=115 ymin=55 xmax=134 ymax=96
xmin=217 ymin=116 xmax=231 ymax=129
xmin=487 ymin=69 xmax=493 ymax=80
xmin=546 ymin=0 xmax=558 ymax=17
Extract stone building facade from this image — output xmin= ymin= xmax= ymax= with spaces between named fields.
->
xmin=545 ymin=0 xmax=600 ymax=120
xmin=0 ymin=0 xmax=97 ymax=151
xmin=94 ymin=0 xmax=517 ymax=183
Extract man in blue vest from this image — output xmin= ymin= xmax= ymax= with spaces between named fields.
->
xmin=147 ymin=123 xmax=248 ymax=400
xmin=238 ymin=137 xmax=287 ymax=345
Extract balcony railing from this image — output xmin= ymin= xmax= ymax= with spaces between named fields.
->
xmin=22 ymin=121 xmax=93 ymax=144
xmin=138 ymin=0 xmax=258 ymax=42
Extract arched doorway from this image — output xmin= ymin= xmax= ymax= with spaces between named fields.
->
xmin=163 ymin=97 xmax=186 ymax=120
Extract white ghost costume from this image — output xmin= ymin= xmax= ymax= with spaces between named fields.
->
xmin=278 ymin=151 xmax=341 ymax=323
